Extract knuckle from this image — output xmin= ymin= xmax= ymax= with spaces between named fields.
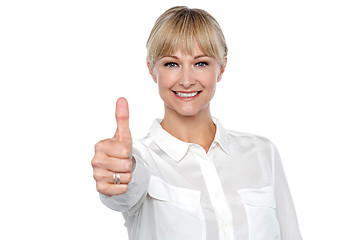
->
xmin=117 ymin=134 xmax=131 ymax=142
xmin=123 ymin=160 xmax=132 ymax=171
xmin=95 ymin=139 xmax=112 ymax=152
xmin=120 ymin=147 xmax=131 ymax=158
xmin=120 ymin=184 xmax=128 ymax=194
xmin=94 ymin=140 xmax=105 ymax=152
xmin=121 ymin=172 xmax=132 ymax=184
xmin=96 ymin=182 xmax=106 ymax=193
xmin=92 ymin=170 xmax=101 ymax=181
xmin=91 ymin=157 xmax=102 ymax=168
xmin=125 ymin=173 xmax=132 ymax=183
xmin=92 ymin=171 xmax=97 ymax=180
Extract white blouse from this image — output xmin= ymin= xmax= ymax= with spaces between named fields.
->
xmin=100 ymin=117 xmax=302 ymax=240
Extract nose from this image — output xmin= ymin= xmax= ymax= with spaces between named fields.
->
xmin=179 ymin=66 xmax=196 ymax=88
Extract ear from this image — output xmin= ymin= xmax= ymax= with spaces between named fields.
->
xmin=217 ymin=57 xmax=227 ymax=82
xmin=147 ymin=61 xmax=157 ymax=83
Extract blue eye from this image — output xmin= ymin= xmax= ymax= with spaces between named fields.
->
xmin=195 ymin=62 xmax=208 ymax=67
xmin=165 ymin=62 xmax=178 ymax=67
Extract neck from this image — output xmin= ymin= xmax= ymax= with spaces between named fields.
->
xmin=160 ymin=105 xmax=216 ymax=153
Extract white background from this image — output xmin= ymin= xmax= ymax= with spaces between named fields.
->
xmin=1 ymin=0 xmax=360 ymax=239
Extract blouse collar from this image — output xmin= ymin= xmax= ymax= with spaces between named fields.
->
xmin=149 ymin=117 xmax=230 ymax=162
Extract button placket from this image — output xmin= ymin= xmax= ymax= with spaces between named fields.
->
xmin=194 ymin=148 xmax=234 ymax=240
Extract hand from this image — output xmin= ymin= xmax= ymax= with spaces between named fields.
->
xmin=91 ymin=97 xmax=133 ymax=196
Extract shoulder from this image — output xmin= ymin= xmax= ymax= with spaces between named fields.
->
xmin=227 ymin=128 xmax=274 ymax=145
xmin=224 ymin=128 xmax=279 ymax=156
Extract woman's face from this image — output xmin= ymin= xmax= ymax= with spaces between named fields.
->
xmin=148 ymin=41 xmax=226 ymax=118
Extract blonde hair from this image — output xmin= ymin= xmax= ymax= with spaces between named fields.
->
xmin=146 ymin=6 xmax=228 ymax=68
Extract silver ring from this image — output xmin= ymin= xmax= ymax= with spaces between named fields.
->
xmin=113 ymin=172 xmax=121 ymax=184
xmin=116 ymin=173 xmax=121 ymax=184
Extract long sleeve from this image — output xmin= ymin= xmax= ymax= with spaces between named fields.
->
xmin=272 ymin=143 xmax=303 ymax=240
xmin=99 ymin=139 xmax=150 ymax=216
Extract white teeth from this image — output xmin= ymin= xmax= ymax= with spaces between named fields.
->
xmin=175 ymin=91 xmax=199 ymax=97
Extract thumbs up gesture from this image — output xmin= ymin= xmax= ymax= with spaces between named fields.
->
xmin=92 ymin=97 xmax=133 ymax=196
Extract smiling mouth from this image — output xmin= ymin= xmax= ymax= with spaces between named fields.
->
xmin=172 ymin=91 xmax=202 ymax=98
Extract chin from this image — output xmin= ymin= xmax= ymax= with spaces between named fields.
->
xmin=177 ymin=112 xmax=198 ymax=117
xmin=172 ymin=109 xmax=198 ymax=117
xmin=163 ymin=98 xmax=210 ymax=118
xmin=174 ymin=105 xmax=208 ymax=118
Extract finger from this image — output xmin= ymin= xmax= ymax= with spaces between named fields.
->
xmin=96 ymin=182 xmax=129 ymax=196
xmin=93 ymin=169 xmax=132 ymax=184
xmin=95 ymin=139 xmax=132 ymax=159
xmin=95 ymin=139 xmax=132 ymax=158
xmin=92 ymin=153 xmax=132 ymax=172
xmin=114 ymin=97 xmax=131 ymax=140
xmin=106 ymin=157 xmax=133 ymax=173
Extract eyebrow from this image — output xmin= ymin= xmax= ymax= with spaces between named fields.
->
xmin=194 ymin=54 xmax=207 ymax=59
xmin=163 ymin=55 xmax=179 ymax=59
xmin=164 ymin=54 xmax=208 ymax=60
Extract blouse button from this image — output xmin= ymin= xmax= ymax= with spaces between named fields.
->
xmin=215 ymin=192 xmax=221 ymax=200
xmin=223 ymin=222 xmax=231 ymax=229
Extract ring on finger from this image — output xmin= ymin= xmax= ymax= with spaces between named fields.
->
xmin=113 ymin=172 xmax=121 ymax=184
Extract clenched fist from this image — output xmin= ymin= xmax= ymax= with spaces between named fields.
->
xmin=92 ymin=97 xmax=133 ymax=196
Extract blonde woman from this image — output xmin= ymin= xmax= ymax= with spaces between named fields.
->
xmin=92 ymin=6 xmax=302 ymax=240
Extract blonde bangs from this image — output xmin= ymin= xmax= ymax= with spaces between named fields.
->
xmin=146 ymin=7 xmax=227 ymax=67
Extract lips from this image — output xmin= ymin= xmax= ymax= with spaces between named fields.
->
xmin=172 ymin=91 xmax=202 ymax=98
